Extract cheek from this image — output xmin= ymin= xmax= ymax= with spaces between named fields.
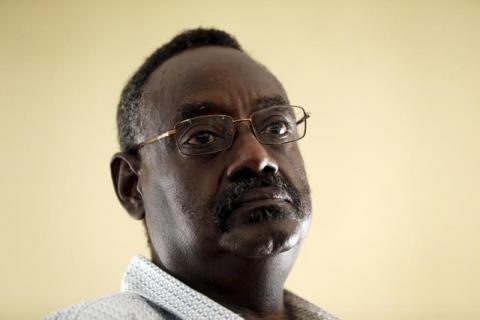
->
xmin=141 ymin=155 xmax=224 ymax=264
xmin=142 ymin=152 xmax=222 ymax=228
xmin=273 ymin=144 xmax=308 ymax=180
xmin=173 ymin=169 xmax=218 ymax=218
xmin=272 ymin=144 xmax=312 ymax=207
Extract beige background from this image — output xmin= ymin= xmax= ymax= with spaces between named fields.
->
xmin=1 ymin=1 xmax=479 ymax=319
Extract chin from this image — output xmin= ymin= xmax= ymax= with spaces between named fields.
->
xmin=218 ymin=215 xmax=311 ymax=260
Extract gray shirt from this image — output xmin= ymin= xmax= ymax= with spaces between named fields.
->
xmin=46 ymin=255 xmax=337 ymax=320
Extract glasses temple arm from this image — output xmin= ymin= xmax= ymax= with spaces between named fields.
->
xmin=296 ymin=112 xmax=310 ymax=125
xmin=133 ymin=129 xmax=176 ymax=150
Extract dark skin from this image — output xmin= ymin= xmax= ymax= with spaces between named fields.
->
xmin=111 ymin=46 xmax=312 ymax=319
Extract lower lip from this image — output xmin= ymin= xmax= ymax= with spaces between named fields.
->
xmin=228 ymin=198 xmax=293 ymax=227
xmin=234 ymin=198 xmax=291 ymax=209
xmin=218 ymin=218 xmax=310 ymax=259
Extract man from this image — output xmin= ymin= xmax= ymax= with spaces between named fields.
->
xmin=47 ymin=28 xmax=337 ymax=320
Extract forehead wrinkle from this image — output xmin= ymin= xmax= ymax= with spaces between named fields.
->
xmin=176 ymin=93 xmax=290 ymax=122
xmin=177 ymin=101 xmax=225 ymax=120
xmin=141 ymin=46 xmax=289 ymax=133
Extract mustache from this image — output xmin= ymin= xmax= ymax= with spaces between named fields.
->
xmin=213 ymin=172 xmax=309 ymax=232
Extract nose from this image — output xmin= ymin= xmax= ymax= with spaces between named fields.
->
xmin=225 ymin=124 xmax=279 ymax=180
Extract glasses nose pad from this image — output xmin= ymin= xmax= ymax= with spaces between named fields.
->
xmin=224 ymin=119 xmax=255 ymax=150
xmin=232 ymin=119 xmax=256 ymax=137
xmin=218 ymin=118 xmax=237 ymax=151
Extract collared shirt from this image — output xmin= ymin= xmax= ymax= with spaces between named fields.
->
xmin=46 ymin=255 xmax=338 ymax=320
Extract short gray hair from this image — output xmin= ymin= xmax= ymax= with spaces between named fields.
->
xmin=116 ymin=28 xmax=243 ymax=152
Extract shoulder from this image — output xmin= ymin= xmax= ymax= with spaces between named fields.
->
xmin=45 ymin=292 xmax=179 ymax=320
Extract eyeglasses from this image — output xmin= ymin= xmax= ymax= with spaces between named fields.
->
xmin=133 ymin=105 xmax=309 ymax=156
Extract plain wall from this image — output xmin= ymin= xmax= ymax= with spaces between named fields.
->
xmin=1 ymin=1 xmax=479 ymax=319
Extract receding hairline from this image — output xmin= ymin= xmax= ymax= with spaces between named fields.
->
xmin=138 ymin=45 xmax=287 ymax=132
xmin=142 ymin=45 xmax=266 ymax=93
xmin=117 ymin=28 xmax=244 ymax=152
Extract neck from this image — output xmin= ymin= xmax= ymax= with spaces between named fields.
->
xmin=153 ymin=248 xmax=299 ymax=320
xmin=200 ymin=264 xmax=287 ymax=319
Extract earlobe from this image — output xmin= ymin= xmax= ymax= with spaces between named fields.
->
xmin=110 ymin=152 xmax=145 ymax=220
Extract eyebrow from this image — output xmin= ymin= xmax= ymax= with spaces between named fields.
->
xmin=177 ymin=95 xmax=288 ymax=120
xmin=253 ymin=95 xmax=288 ymax=108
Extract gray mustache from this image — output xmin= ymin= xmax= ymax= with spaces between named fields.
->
xmin=213 ymin=172 xmax=304 ymax=232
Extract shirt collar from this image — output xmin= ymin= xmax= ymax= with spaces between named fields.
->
xmin=121 ymin=255 xmax=243 ymax=320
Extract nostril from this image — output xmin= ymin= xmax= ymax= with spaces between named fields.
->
xmin=229 ymin=168 xmax=258 ymax=183
xmin=227 ymin=159 xmax=279 ymax=182
xmin=262 ymin=163 xmax=278 ymax=175
xmin=225 ymin=130 xmax=279 ymax=180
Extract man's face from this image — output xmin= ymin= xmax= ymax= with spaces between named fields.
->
xmin=138 ymin=46 xmax=311 ymax=281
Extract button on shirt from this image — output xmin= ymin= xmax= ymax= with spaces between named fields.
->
xmin=46 ymin=256 xmax=338 ymax=320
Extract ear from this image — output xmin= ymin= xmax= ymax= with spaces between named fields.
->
xmin=110 ymin=152 xmax=145 ymax=220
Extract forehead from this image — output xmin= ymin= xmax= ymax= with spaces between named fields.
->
xmin=142 ymin=46 xmax=288 ymax=128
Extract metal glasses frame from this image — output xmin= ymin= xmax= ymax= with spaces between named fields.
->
xmin=132 ymin=105 xmax=309 ymax=155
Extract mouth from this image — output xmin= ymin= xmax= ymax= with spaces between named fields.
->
xmin=233 ymin=188 xmax=293 ymax=206
xmin=214 ymin=174 xmax=311 ymax=259
xmin=227 ymin=188 xmax=295 ymax=228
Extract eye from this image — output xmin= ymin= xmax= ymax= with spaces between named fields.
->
xmin=261 ymin=121 xmax=290 ymax=136
xmin=186 ymin=131 xmax=219 ymax=145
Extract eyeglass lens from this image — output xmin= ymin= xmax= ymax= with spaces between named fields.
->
xmin=175 ymin=105 xmax=306 ymax=155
